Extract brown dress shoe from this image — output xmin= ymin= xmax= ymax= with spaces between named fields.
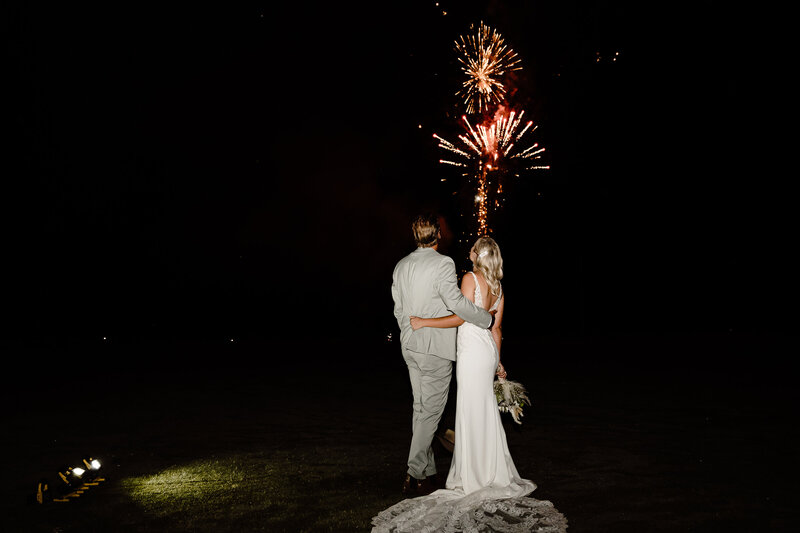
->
xmin=415 ymin=476 xmax=436 ymax=496
xmin=426 ymin=473 xmax=443 ymax=490
xmin=401 ymin=473 xmax=419 ymax=496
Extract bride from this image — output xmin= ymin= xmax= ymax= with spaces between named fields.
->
xmin=371 ymin=236 xmax=567 ymax=532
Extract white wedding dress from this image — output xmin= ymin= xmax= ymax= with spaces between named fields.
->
xmin=372 ymin=273 xmax=567 ymax=532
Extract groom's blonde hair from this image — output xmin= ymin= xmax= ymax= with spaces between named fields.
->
xmin=412 ymin=214 xmax=440 ymax=248
xmin=473 ymin=236 xmax=503 ymax=297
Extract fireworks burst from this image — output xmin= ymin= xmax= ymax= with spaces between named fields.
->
xmin=455 ymin=22 xmax=523 ymax=114
xmin=434 ymin=109 xmax=549 ymax=234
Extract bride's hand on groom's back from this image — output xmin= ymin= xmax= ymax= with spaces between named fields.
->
xmin=409 ymin=316 xmax=423 ymax=330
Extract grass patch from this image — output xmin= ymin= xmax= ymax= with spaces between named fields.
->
xmin=117 ymin=447 xmax=405 ymax=532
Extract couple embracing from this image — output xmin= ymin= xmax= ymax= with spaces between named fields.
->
xmin=372 ymin=214 xmax=567 ymax=532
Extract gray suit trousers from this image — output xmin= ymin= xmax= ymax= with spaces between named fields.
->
xmin=402 ymin=348 xmax=452 ymax=479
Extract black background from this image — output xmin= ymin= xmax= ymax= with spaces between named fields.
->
xmin=4 ymin=1 xmax=795 ymax=365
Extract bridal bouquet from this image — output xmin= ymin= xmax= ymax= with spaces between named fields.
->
xmin=494 ymin=378 xmax=531 ymax=424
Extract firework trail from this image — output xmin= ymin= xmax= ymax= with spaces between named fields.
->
xmin=434 ymin=109 xmax=548 ymax=234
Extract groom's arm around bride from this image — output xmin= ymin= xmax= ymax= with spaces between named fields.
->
xmin=392 ymin=231 xmax=491 ymax=357
xmin=434 ymin=253 xmax=493 ymax=328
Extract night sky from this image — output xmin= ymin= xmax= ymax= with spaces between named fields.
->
xmin=5 ymin=2 xmax=795 ymax=355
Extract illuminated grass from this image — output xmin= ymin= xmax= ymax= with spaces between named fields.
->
xmin=122 ymin=454 xmax=301 ymax=528
xmin=118 ymin=449 xmax=404 ymax=532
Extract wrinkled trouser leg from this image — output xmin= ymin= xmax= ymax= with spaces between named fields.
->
xmin=403 ymin=349 xmax=452 ymax=479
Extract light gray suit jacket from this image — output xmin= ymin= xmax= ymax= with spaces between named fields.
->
xmin=392 ymin=247 xmax=493 ymax=361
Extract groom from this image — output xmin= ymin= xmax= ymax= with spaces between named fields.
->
xmin=391 ymin=213 xmax=493 ymax=496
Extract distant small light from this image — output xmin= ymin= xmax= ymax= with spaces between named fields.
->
xmin=91 ymin=459 xmax=101 ymax=470
xmin=72 ymin=468 xmax=85 ymax=477
xmin=418 ymin=124 xmax=422 ymax=129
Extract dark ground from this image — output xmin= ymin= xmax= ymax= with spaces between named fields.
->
xmin=2 ymin=331 xmax=797 ymax=532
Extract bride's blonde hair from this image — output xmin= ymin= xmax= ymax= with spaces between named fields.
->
xmin=472 ymin=236 xmax=503 ymax=297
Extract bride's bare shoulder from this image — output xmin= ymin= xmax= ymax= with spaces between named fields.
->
xmin=460 ymin=271 xmax=476 ymax=287
xmin=468 ymin=270 xmax=488 ymax=287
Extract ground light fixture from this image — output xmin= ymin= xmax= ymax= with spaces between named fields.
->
xmin=80 ymin=457 xmax=102 ymax=480
xmin=57 ymin=466 xmax=83 ymax=489
xmin=35 ymin=456 xmax=106 ymax=504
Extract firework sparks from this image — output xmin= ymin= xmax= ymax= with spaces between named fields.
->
xmin=434 ymin=109 xmax=549 ymax=234
xmin=455 ymin=22 xmax=522 ymax=114
xmin=434 ymin=109 xmax=548 ymax=171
